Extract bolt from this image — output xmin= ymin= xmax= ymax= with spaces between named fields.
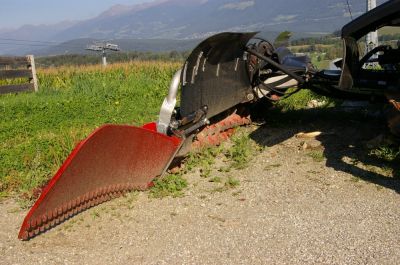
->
xmin=247 ymin=93 xmax=255 ymax=101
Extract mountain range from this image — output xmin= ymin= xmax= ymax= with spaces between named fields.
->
xmin=0 ymin=0 xmax=387 ymax=55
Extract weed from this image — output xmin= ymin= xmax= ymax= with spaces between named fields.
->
xmin=349 ymin=176 xmax=361 ymax=183
xmin=200 ymin=168 xmax=212 ymax=178
xmin=150 ymin=174 xmax=188 ymax=198
xmin=225 ymin=177 xmax=240 ymax=188
xmin=63 ymin=223 xmax=73 ymax=231
xmin=6 ymin=207 xmax=21 ymax=214
xmin=209 ymin=176 xmax=222 ymax=183
xmin=16 ymin=197 xmax=33 ymax=210
xmin=264 ymin=163 xmax=282 ymax=170
xmin=209 ymin=177 xmax=240 ymax=193
xmin=225 ymin=133 xmax=255 ymax=170
xmin=276 ymin=89 xmax=337 ymax=111
xmin=123 ymin=191 xmax=138 ymax=209
xmin=232 ymin=191 xmax=242 ymax=196
xmin=369 ymin=145 xmax=399 ymax=162
xmin=91 ymin=211 xmax=100 ymax=220
xmin=307 ymin=150 xmax=325 ymax=162
xmin=185 ymin=146 xmax=222 ymax=178
xmin=210 ymin=186 xmax=227 ymax=193
xmin=218 ymin=167 xmax=231 ymax=173
xmin=350 ymin=158 xmax=360 ymax=166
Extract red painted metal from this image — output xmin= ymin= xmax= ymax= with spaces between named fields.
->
xmin=18 ymin=124 xmax=181 ymax=240
xmin=192 ymin=113 xmax=251 ymax=149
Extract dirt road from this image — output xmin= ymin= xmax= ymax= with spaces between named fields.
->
xmin=1 ymin=116 xmax=399 ymax=265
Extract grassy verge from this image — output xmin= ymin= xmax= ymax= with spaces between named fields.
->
xmin=0 ymin=61 xmax=180 ymax=198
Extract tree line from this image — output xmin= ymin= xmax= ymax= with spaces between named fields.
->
xmin=36 ymin=50 xmax=191 ymax=68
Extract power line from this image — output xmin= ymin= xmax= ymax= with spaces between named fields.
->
xmin=0 ymin=42 xmax=49 ymax=47
xmin=346 ymin=0 xmax=354 ymax=20
xmin=0 ymin=37 xmax=105 ymax=50
xmin=0 ymin=40 xmax=90 ymax=50
xmin=0 ymin=37 xmax=62 ymax=44
xmin=0 ymin=42 xmax=72 ymax=47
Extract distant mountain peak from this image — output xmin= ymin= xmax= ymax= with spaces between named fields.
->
xmin=98 ymin=0 xmax=169 ymax=18
xmin=99 ymin=4 xmax=134 ymax=17
xmin=0 ymin=0 xmax=389 ymax=55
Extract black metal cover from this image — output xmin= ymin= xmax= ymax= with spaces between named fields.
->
xmin=342 ymin=0 xmax=400 ymax=40
xmin=180 ymin=32 xmax=256 ymax=119
xmin=339 ymin=0 xmax=400 ymax=90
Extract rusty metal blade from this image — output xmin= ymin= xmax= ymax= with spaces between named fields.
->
xmin=18 ymin=124 xmax=181 ymax=240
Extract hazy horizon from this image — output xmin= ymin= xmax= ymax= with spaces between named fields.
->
xmin=0 ymin=0 xmax=154 ymax=29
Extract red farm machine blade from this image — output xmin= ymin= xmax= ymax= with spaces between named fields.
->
xmin=18 ymin=124 xmax=181 ymax=240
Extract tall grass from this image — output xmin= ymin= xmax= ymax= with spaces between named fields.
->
xmin=0 ymin=61 xmax=180 ymax=198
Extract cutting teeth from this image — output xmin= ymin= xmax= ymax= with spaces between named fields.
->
xmin=29 ymin=219 xmax=37 ymax=230
xmin=36 ymin=217 xmax=42 ymax=228
xmin=41 ymin=214 xmax=48 ymax=224
xmin=19 ymin=183 xmax=143 ymax=240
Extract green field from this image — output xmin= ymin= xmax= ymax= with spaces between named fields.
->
xmin=0 ymin=62 xmax=180 ymax=198
xmin=0 ymin=59 xmax=349 ymax=200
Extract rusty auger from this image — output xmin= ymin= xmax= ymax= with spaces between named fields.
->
xmin=192 ymin=113 xmax=252 ymax=149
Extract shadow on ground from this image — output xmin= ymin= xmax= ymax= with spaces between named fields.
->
xmin=249 ymin=106 xmax=400 ymax=194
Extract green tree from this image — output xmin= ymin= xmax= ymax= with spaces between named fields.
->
xmin=274 ymin=31 xmax=292 ymax=47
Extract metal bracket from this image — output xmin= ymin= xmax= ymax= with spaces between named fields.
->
xmin=157 ymin=69 xmax=182 ymax=134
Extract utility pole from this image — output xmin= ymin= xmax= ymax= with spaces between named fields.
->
xmin=86 ymin=42 xmax=120 ymax=67
xmin=366 ymin=0 xmax=379 ymax=54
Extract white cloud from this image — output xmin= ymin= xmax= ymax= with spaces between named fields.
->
xmin=328 ymin=3 xmax=346 ymax=9
xmin=273 ymin=14 xmax=298 ymax=22
xmin=220 ymin=1 xmax=255 ymax=11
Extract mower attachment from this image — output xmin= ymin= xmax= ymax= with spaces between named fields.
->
xmin=180 ymin=32 xmax=257 ymax=120
xmin=18 ymin=124 xmax=181 ymax=240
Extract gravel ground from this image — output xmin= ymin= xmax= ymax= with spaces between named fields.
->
xmin=1 ymin=118 xmax=399 ymax=265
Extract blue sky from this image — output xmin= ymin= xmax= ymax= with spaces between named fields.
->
xmin=0 ymin=0 xmax=153 ymax=29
